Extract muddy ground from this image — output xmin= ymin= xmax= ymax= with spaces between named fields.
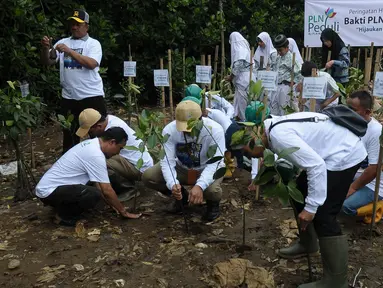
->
xmin=1 ymin=109 xmax=383 ymax=288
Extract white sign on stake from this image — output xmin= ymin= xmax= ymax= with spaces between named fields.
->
xmin=196 ymin=65 xmax=212 ymax=84
xmin=373 ymin=72 xmax=383 ymax=98
xmin=123 ymin=61 xmax=136 ymax=77
xmin=257 ymin=71 xmax=278 ymax=91
xmin=302 ymin=77 xmax=327 ymax=99
xmin=154 ymin=69 xmax=169 ymax=87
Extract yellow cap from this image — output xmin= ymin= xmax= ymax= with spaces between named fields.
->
xmin=175 ymin=100 xmax=202 ymax=132
xmin=76 ymin=108 xmax=102 ymax=138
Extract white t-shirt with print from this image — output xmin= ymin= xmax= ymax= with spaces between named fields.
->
xmin=361 ymin=118 xmax=383 ymax=196
xmin=106 ymin=115 xmax=153 ymax=172
xmin=54 ymin=35 xmax=104 ymax=100
xmin=35 ymin=138 xmax=110 ymax=198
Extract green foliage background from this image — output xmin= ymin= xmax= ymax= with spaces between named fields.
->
xmin=0 ymin=0 xmax=305 ymax=112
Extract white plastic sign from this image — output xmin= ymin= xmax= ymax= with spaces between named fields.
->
xmin=196 ymin=65 xmax=212 ymax=84
xmin=257 ymin=71 xmax=278 ymax=91
xmin=154 ymin=69 xmax=169 ymax=87
xmin=123 ymin=61 xmax=136 ymax=77
xmin=373 ymin=72 xmax=383 ymax=98
xmin=302 ymin=77 xmax=327 ymax=99
xmin=20 ymin=82 xmax=30 ymax=97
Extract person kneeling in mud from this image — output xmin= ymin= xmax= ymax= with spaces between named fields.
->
xmin=244 ymin=110 xmax=367 ymax=287
xmin=142 ymin=100 xmax=226 ymax=222
xmin=35 ymin=127 xmax=141 ymax=226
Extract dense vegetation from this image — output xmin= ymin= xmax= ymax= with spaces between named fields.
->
xmin=0 ymin=0 xmax=305 ymax=112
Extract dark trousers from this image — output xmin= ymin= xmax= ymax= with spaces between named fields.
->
xmin=291 ymin=163 xmax=360 ymax=237
xmin=60 ymin=96 xmax=107 ymax=154
xmin=40 ymin=184 xmax=102 ymax=219
xmin=225 ymin=121 xmax=244 ymax=168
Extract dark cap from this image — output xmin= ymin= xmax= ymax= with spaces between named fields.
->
xmin=274 ymin=34 xmax=289 ymax=48
xmin=68 ymin=10 xmax=89 ymax=23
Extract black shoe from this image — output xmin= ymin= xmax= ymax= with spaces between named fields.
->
xmin=165 ymin=187 xmax=189 ymax=215
xmin=54 ymin=213 xmax=80 ymax=227
xmin=202 ymin=200 xmax=220 ymax=222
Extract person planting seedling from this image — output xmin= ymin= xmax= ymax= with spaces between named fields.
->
xmin=343 ymin=91 xmax=383 ymax=224
xmin=270 ymin=34 xmax=303 ymax=115
xmin=35 ymin=127 xmax=142 ymax=226
xmin=296 ymin=61 xmax=341 ymax=112
xmin=40 ymin=9 xmax=107 ymax=154
xmin=76 ymin=108 xmax=154 ymax=202
xmin=142 ymin=100 xmax=226 ymax=222
xmin=185 ymin=84 xmax=235 ymax=119
xmin=244 ymin=107 xmax=368 ymax=287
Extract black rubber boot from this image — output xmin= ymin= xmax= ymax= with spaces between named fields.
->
xmin=165 ymin=187 xmax=189 ymax=215
xmin=203 ymin=200 xmax=220 ymax=222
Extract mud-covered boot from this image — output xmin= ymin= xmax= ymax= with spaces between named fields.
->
xmin=202 ymin=200 xmax=220 ymax=222
xmin=166 ymin=187 xmax=189 ymax=215
xmin=298 ymin=235 xmax=349 ymax=288
xmin=277 ymin=223 xmax=319 ymax=259
xmin=108 ymin=172 xmax=138 ymax=202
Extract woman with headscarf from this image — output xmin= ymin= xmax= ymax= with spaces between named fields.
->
xmin=321 ymin=28 xmax=350 ymax=85
xmin=227 ymin=32 xmax=255 ymax=121
xmin=253 ymin=32 xmax=277 ymax=70
xmin=288 ymin=38 xmax=304 ymax=66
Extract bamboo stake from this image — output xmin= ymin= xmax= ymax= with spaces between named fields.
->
xmin=290 ymin=53 xmax=296 ymax=99
xmin=301 ymin=48 xmax=305 ymax=62
xmin=183 ymin=47 xmax=186 ymax=94
xmin=364 ymin=57 xmax=373 ymax=90
xmin=220 ymin=0 xmax=225 ymax=81
xmin=160 ymin=58 xmax=166 ymax=125
xmin=249 ymin=47 xmax=254 ymax=85
xmin=357 ymin=48 xmax=361 ymax=69
xmin=370 ymin=42 xmax=374 ymax=59
xmin=374 ymin=49 xmax=381 ymax=80
xmin=305 ymin=46 xmax=309 ymax=61
xmin=28 ymin=128 xmax=35 ymax=169
xmin=200 ymin=54 xmax=206 ymax=89
xmin=212 ymin=45 xmax=219 ymax=91
xmin=308 ymin=48 xmax=312 ymax=61
xmin=310 ymin=68 xmax=317 ymax=112
xmin=168 ymin=49 xmax=174 ymax=120
xmin=127 ymin=44 xmax=132 ymax=125
xmin=208 ymin=55 xmax=212 ymax=107
xmin=353 ymin=57 xmax=357 ymax=68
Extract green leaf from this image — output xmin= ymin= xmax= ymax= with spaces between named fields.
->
xmin=162 ymin=133 xmax=170 ymax=144
xmin=159 ymin=148 xmax=166 ymax=160
xmin=237 ymin=122 xmax=256 ymax=127
xmin=277 ymin=147 xmax=300 ymax=160
xmin=125 ymin=145 xmax=140 ymax=151
xmin=250 ymin=80 xmax=262 ymax=98
xmin=9 ymin=126 xmax=19 ymax=140
xmin=230 ymin=129 xmax=245 ymax=146
xmin=262 ymin=184 xmax=279 ymax=198
xmin=136 ymin=158 xmax=144 ymax=169
xmin=67 ymin=114 xmax=74 ymax=123
xmin=7 ymin=81 xmax=15 ymax=90
xmin=275 ymin=181 xmax=289 ymax=206
xmin=206 ymin=155 xmax=223 ymax=164
xmin=6 ymin=120 xmax=14 ymax=126
xmin=213 ymin=167 xmax=226 ymax=180
xmin=287 ymin=181 xmax=304 ymax=204
xmin=139 ymin=142 xmax=145 ymax=153
xmin=207 ymin=144 xmax=218 ymax=158
xmin=263 ymin=149 xmax=275 ymax=167
xmin=41 ymin=74 xmax=47 ymax=82
xmin=13 ymin=112 xmax=19 ymax=122
xmin=253 ymin=170 xmax=277 ymax=185
xmin=135 ymin=129 xmax=144 ymax=140
xmin=57 ymin=114 xmax=66 ymax=122
xmin=147 ymin=134 xmax=157 ymax=149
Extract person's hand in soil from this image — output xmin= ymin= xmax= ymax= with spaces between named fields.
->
xmin=188 ymin=185 xmax=203 ymax=204
xmin=121 ymin=210 xmax=142 ymax=219
xmin=298 ymin=209 xmax=315 ymax=231
xmin=172 ymin=184 xmax=182 ymax=200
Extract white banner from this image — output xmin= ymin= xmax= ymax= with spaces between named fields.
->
xmin=302 ymin=76 xmax=327 ymax=99
xmin=304 ymin=0 xmax=383 ymax=47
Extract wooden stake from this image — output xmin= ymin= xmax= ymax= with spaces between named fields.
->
xmin=370 ymin=42 xmax=375 ymax=59
xmin=301 ymin=48 xmax=305 ymax=62
xmin=200 ymin=54 xmax=206 ymax=89
xmin=374 ymin=49 xmax=381 ymax=80
xmin=127 ymin=44 xmax=133 ymax=125
xmin=212 ymin=45 xmax=219 ymax=91
xmin=357 ymin=48 xmax=361 ymax=69
xmin=352 ymin=57 xmax=357 ymax=68
xmin=28 ymin=128 xmax=35 ymax=169
xmin=220 ymin=0 xmax=225 ymax=80
xmin=183 ymin=47 xmax=186 ymax=94
xmin=310 ymin=68 xmax=317 ymax=112
xmin=160 ymin=58 xmax=166 ymax=124
xmin=290 ymin=53 xmax=296 ymax=99
xmin=308 ymin=48 xmax=312 ymax=61
xmin=168 ymin=49 xmax=174 ymax=120
xmin=305 ymin=46 xmax=309 ymax=61
xmin=207 ymin=55 xmax=212 ymax=107
xmin=364 ymin=57 xmax=373 ymax=90
xmin=249 ymin=46 xmax=254 ymax=85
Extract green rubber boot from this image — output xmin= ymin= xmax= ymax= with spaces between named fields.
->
xmin=277 ymin=223 xmax=319 ymax=259
xmin=298 ymin=235 xmax=349 ymax=288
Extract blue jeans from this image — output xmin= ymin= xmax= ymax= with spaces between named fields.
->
xmin=342 ymin=186 xmax=383 ymax=215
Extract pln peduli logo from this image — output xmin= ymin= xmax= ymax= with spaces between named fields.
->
xmin=308 ymin=7 xmax=340 ymax=35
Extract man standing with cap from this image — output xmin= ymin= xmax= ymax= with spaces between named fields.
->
xmin=142 ymin=100 xmax=226 ymax=221
xmin=76 ymin=108 xmax=153 ymax=201
xmin=41 ymin=9 xmax=106 ymax=153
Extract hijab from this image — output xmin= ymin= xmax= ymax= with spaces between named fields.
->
xmin=253 ymin=32 xmax=277 ymax=68
xmin=288 ymin=38 xmax=303 ymax=65
xmin=320 ymin=28 xmax=345 ymax=67
xmin=229 ymin=32 xmax=251 ymax=67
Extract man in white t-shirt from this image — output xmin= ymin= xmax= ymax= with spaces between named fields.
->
xmin=35 ymin=127 xmax=141 ymax=226
xmin=41 ymin=9 xmax=106 ymax=154
xmin=244 ymin=111 xmax=366 ymax=287
xmin=142 ymin=100 xmax=226 ymax=222
xmin=343 ymin=91 xmax=383 ymax=221
xmin=75 ymin=108 xmax=154 ymax=202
